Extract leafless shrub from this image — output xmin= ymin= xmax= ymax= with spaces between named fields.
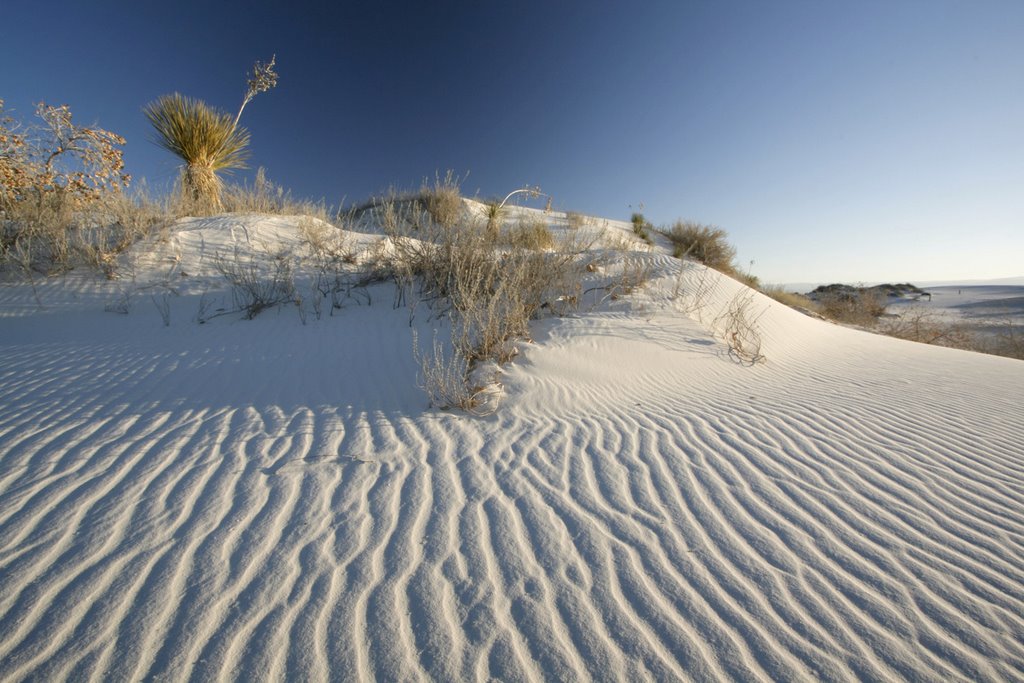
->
xmin=714 ymin=291 xmax=766 ymax=364
xmin=877 ymin=307 xmax=977 ymax=348
xmin=670 ymin=264 xmax=717 ymax=319
xmin=151 ymin=292 xmax=172 ymax=326
xmin=214 ymin=244 xmax=298 ymax=319
xmin=298 ymin=215 xmax=348 ymax=261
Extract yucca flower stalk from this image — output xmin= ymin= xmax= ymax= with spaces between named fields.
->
xmin=145 ymin=56 xmax=277 ymax=214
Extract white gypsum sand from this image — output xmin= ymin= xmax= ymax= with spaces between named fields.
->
xmin=1 ymin=207 xmax=1022 ymax=681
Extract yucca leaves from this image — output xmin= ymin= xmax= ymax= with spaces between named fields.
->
xmin=144 ymin=93 xmax=250 ymax=211
xmin=145 ymin=93 xmax=250 ymax=171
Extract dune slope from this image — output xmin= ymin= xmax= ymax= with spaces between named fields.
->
xmin=1 ymin=214 xmax=1023 ymax=681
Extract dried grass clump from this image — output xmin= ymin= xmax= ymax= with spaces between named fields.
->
xmin=565 ymin=211 xmax=587 ymax=231
xmin=760 ymin=285 xmax=818 ymax=312
xmin=419 ymin=170 xmax=463 ymax=229
xmin=501 ymin=217 xmax=555 ymax=250
xmin=664 ymin=220 xmax=737 ymax=273
xmin=630 ymin=212 xmax=654 ymax=245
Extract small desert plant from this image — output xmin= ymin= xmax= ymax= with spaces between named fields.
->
xmin=630 ymin=212 xmax=654 ymax=245
xmin=989 ymin=321 xmax=1024 ymax=360
xmin=714 ymin=291 xmax=766 ymax=364
xmin=816 ymin=287 xmax=887 ymax=326
xmin=565 ymin=211 xmax=586 ymax=231
xmin=759 ymin=284 xmax=817 ymax=311
xmin=419 ymin=170 xmax=463 ymax=229
xmin=877 ymin=307 xmax=977 ymax=348
xmin=145 ymin=94 xmax=250 ymax=214
xmin=500 ymin=216 xmax=555 ymax=250
xmin=483 ymin=200 xmax=505 ymax=236
xmin=145 ymin=55 xmax=277 ymax=214
xmin=214 ymin=243 xmax=298 ymax=319
xmin=663 ymin=220 xmax=737 ymax=273
xmin=413 ymin=329 xmax=496 ymax=415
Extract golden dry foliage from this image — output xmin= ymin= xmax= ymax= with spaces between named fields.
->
xmin=1 ymin=99 xmax=130 ymax=212
xmin=665 ymin=220 xmax=737 ymax=273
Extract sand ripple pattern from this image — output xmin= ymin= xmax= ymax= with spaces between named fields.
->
xmin=2 ymin=307 xmax=1024 ymax=680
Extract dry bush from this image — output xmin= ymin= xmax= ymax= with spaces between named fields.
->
xmin=565 ymin=211 xmax=586 ymax=231
xmin=1 ymin=100 xmax=135 ymax=277
xmin=817 ymin=288 xmax=887 ymax=326
xmin=668 ymin=262 xmax=716 ymax=318
xmin=221 ymin=167 xmax=333 ymax=221
xmin=380 ymin=196 xmax=571 ymax=334
xmin=760 ymin=284 xmax=819 ymax=312
xmin=714 ymin=291 xmax=766 ymax=364
xmin=214 ymin=244 xmax=298 ymax=319
xmin=297 ymin=215 xmax=348 ymax=261
xmin=379 ymin=197 xmax=585 ymax=408
xmin=989 ymin=321 xmax=1024 ymax=360
xmin=412 ymin=330 xmax=497 ymax=415
xmin=419 ymin=170 xmax=463 ymax=229
xmin=501 ymin=216 xmax=554 ymax=250
xmin=630 ymin=212 xmax=654 ymax=245
xmin=663 ymin=220 xmax=737 ymax=272
xmin=876 ymin=307 xmax=975 ymax=348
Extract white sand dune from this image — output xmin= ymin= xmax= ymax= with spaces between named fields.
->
xmin=1 ymin=211 xmax=1023 ymax=681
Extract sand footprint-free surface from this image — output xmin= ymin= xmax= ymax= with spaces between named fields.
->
xmin=2 ymin=214 xmax=1023 ymax=681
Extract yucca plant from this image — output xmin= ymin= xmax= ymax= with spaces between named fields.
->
xmin=145 ymin=56 xmax=277 ymax=214
xmin=144 ymin=94 xmax=249 ymax=212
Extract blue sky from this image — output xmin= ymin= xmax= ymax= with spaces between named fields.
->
xmin=3 ymin=0 xmax=1022 ymax=285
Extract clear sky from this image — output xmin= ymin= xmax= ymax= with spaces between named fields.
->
xmin=3 ymin=0 xmax=1022 ymax=285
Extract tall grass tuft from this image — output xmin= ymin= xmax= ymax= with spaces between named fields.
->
xmin=663 ymin=220 xmax=737 ymax=273
xmin=144 ymin=94 xmax=250 ymax=214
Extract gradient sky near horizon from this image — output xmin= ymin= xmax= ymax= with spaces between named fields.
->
xmin=3 ymin=0 xmax=1022 ymax=285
